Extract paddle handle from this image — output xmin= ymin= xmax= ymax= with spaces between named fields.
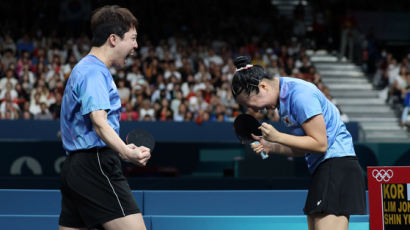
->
xmin=252 ymin=141 xmax=269 ymax=159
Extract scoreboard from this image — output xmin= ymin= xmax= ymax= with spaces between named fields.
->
xmin=368 ymin=167 xmax=410 ymax=230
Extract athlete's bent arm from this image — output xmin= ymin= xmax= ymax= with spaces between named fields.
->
xmin=90 ymin=110 xmax=150 ymax=165
xmin=252 ymin=114 xmax=327 ymax=156
xmin=251 ymin=136 xmax=306 ymax=157
xmin=259 ymin=114 xmax=327 ymax=154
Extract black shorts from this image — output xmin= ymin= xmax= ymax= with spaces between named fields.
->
xmin=303 ymin=156 xmax=367 ymax=216
xmin=59 ymin=147 xmax=140 ymax=229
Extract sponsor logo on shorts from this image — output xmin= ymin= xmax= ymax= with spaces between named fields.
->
xmin=316 ymin=200 xmax=322 ymax=206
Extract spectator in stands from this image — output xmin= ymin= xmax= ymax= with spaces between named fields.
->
xmin=284 ymin=57 xmax=297 ymax=76
xmin=127 ymin=64 xmax=144 ymax=88
xmin=117 ymin=78 xmax=131 ymax=105
xmin=184 ymin=110 xmax=194 ymax=121
xmin=400 ymin=72 xmax=410 ymax=127
xmin=164 ymin=61 xmax=181 ymax=80
xmin=45 ymin=54 xmax=63 ymax=82
xmin=19 ymin=62 xmax=36 ymax=85
xmin=299 ymin=56 xmax=312 ymax=74
xmin=0 ymin=68 xmax=18 ymax=91
xmin=16 ymin=51 xmax=33 ymax=77
xmin=265 ymin=59 xmax=280 ymax=77
xmin=194 ymin=61 xmax=211 ymax=82
xmin=170 ymin=90 xmax=182 ymax=114
xmin=205 ymin=48 xmax=223 ymax=67
xmin=210 ymin=104 xmax=228 ymax=122
xmin=32 ymin=48 xmax=49 ymax=67
xmin=61 ymin=53 xmax=77 ymax=79
xmin=178 ymin=57 xmax=195 ymax=81
xmin=151 ymin=86 xmax=171 ymax=104
xmin=252 ymin=51 xmax=265 ymax=67
xmin=20 ymin=101 xmax=32 ymax=118
xmin=388 ymin=65 xmax=408 ymax=105
xmin=21 ymin=111 xmax=33 ymax=120
xmin=2 ymin=35 xmax=16 ymax=55
xmin=30 ymin=80 xmax=49 ymax=106
xmin=14 ymin=83 xmax=29 ymax=104
xmin=34 ymin=102 xmax=53 ymax=120
xmin=387 ymin=58 xmax=400 ymax=87
xmin=4 ymin=107 xmax=19 ymax=119
xmin=130 ymin=85 xmax=144 ymax=106
xmin=29 ymin=92 xmax=42 ymax=115
xmin=262 ymin=48 xmax=276 ymax=65
xmin=49 ymin=91 xmax=62 ymax=119
xmin=16 ymin=34 xmax=34 ymax=55
xmin=173 ymin=103 xmax=187 ymax=122
xmin=143 ymin=57 xmax=162 ymax=84
xmin=156 ymin=105 xmax=173 ymax=121
xmin=0 ymin=92 xmax=20 ymax=118
xmin=1 ymin=49 xmax=17 ymax=69
xmin=0 ymin=82 xmax=18 ymax=101
xmin=140 ymin=98 xmax=155 ymax=121
xmin=142 ymin=114 xmax=153 ymax=121
xmin=121 ymin=102 xmax=139 ymax=121
xmin=195 ymin=109 xmax=209 ymax=124
xmin=288 ymin=37 xmax=301 ymax=58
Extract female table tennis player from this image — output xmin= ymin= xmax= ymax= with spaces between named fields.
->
xmin=230 ymin=56 xmax=366 ymax=230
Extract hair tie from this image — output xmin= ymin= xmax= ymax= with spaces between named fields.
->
xmin=235 ymin=64 xmax=253 ymax=72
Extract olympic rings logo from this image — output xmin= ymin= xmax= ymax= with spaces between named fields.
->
xmin=372 ymin=169 xmax=394 ymax=182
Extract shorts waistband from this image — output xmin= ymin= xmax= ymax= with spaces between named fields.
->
xmin=69 ymin=147 xmax=110 ymax=155
xmin=339 ymin=156 xmax=357 ymax=160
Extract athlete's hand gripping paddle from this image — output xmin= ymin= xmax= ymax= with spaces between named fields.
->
xmin=233 ymin=114 xmax=269 ymax=159
xmin=126 ymin=129 xmax=155 ymax=152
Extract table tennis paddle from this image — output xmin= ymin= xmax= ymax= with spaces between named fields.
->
xmin=233 ymin=114 xmax=269 ymax=159
xmin=126 ymin=129 xmax=155 ymax=151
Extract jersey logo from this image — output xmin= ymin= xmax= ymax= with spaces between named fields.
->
xmin=281 ymin=115 xmax=294 ymax=127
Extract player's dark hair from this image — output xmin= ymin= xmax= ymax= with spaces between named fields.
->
xmin=91 ymin=5 xmax=138 ymax=47
xmin=231 ymin=56 xmax=273 ymax=99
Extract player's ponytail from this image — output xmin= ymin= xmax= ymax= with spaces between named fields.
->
xmin=231 ymin=56 xmax=273 ymax=98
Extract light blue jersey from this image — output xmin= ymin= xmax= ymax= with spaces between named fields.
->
xmin=60 ymin=55 xmax=121 ymax=153
xmin=278 ymin=77 xmax=355 ymax=173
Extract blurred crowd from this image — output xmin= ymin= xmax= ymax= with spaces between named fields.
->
xmin=3 ymin=0 xmax=408 ymax=124
xmin=371 ymin=51 xmax=410 ymax=126
xmin=0 ymin=32 xmax=336 ymax=123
